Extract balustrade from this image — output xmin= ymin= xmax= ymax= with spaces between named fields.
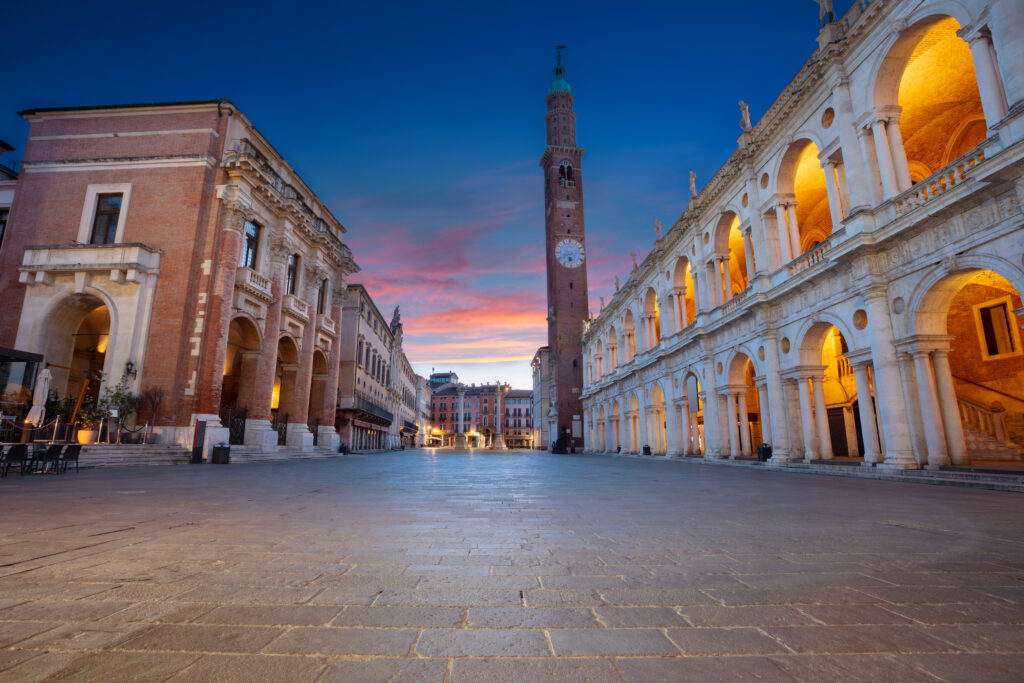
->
xmin=893 ymin=144 xmax=987 ymax=217
xmin=957 ymin=395 xmax=1009 ymax=443
xmin=787 ymin=237 xmax=833 ymax=277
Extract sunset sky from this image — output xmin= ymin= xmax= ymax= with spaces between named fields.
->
xmin=1 ymin=1 xmax=848 ymax=389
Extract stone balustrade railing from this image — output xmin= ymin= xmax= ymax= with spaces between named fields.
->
xmin=235 ymin=267 xmax=272 ymax=298
xmin=787 ymin=237 xmax=833 ymax=277
xmin=283 ymin=294 xmax=310 ymax=321
xmin=893 ymin=144 xmax=986 ymax=217
xmin=317 ymin=316 xmax=336 ymax=335
xmin=958 ymin=395 xmax=1009 ymax=443
xmin=19 ymin=243 xmax=161 ymax=285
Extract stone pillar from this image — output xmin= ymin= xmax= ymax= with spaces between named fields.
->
xmin=680 ymin=400 xmax=692 ymax=455
xmin=897 ymin=353 xmax=928 ymax=464
xmin=965 ymin=28 xmax=1009 ymax=127
xmin=492 ymin=389 xmax=507 ymax=450
xmin=987 ymin=0 xmax=1024 ymax=114
xmin=701 ymin=355 xmax=723 ymax=458
xmin=756 ymin=381 xmax=771 ymax=447
xmin=745 ymin=175 xmax=772 ymax=272
xmin=822 ymin=160 xmax=844 ymax=231
xmin=455 ymin=387 xmax=466 ymax=448
xmin=797 ymin=377 xmax=818 ymax=461
xmin=785 ymin=204 xmax=801 ymax=258
xmin=864 ymin=289 xmax=917 ymax=468
xmin=811 ymin=375 xmax=833 ymax=460
xmin=245 ymin=257 xmax=286 ymax=451
xmin=286 ymin=277 xmax=319 ymax=452
xmin=851 ymin=362 xmax=881 ymax=463
xmin=870 ymin=119 xmax=900 ymax=199
xmin=911 ymin=351 xmax=950 ymax=468
xmin=710 ymin=261 xmax=723 ymax=308
xmin=742 ymin=228 xmax=756 ymax=280
xmin=856 ymin=126 xmax=884 ymax=205
xmin=775 ymin=204 xmax=792 ymax=262
xmin=235 ymin=352 xmax=260 ymax=412
xmin=666 ymin=400 xmax=682 ymax=456
xmin=726 ymin=392 xmax=740 ymax=458
xmin=195 ymin=207 xmax=245 ymax=431
xmin=737 ymin=391 xmax=752 ymax=456
xmin=931 ymin=350 xmax=967 ymax=465
xmin=830 ymin=76 xmax=873 ymax=210
xmin=675 ymin=287 xmax=688 ymax=329
xmin=885 ymin=116 xmax=912 ymax=192
xmin=721 ymin=256 xmax=733 ymax=300
xmin=763 ymin=335 xmax=791 ymax=462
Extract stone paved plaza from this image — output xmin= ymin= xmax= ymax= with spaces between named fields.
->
xmin=1 ymin=450 xmax=1024 ymax=681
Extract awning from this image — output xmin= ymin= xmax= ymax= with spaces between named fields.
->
xmin=353 ymin=419 xmax=381 ymax=430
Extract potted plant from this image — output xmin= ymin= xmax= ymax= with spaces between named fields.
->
xmin=103 ymin=374 xmax=138 ymax=443
xmin=76 ymin=395 xmax=110 ymax=444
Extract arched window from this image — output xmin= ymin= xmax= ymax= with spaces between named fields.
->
xmin=286 ymin=254 xmax=299 ymax=295
xmin=558 ymin=161 xmax=574 ymax=187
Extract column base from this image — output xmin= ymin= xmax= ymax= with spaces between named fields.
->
xmin=877 ymin=452 xmax=920 ymax=471
xmin=286 ymin=423 xmax=314 ymax=452
xmin=191 ymin=413 xmax=228 ymax=461
xmin=454 ymin=434 xmax=467 ymax=448
xmin=768 ymin=453 xmax=791 ymax=465
xmin=490 ymin=434 xmax=507 ymax=450
xmin=318 ymin=426 xmax=340 ymax=452
xmin=244 ymin=419 xmax=278 ymax=452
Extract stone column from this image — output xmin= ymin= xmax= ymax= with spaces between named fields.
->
xmin=897 ymin=353 xmax=928 ymax=464
xmin=721 ymin=256 xmax=733 ymax=301
xmin=245 ymin=255 xmax=286 ymax=452
xmin=624 ymin=410 xmax=635 ymax=453
xmin=785 ymin=204 xmax=801 ymax=258
xmin=822 ymin=160 xmax=844 ymax=231
xmin=675 ymin=287 xmax=688 ymax=328
xmin=701 ymin=355 xmax=723 ymax=458
xmin=856 ymin=126 xmax=884 ymax=205
xmin=911 ymin=351 xmax=950 ymax=468
xmin=775 ymin=204 xmax=792 ymax=263
xmin=286 ymin=276 xmax=319 ymax=452
xmin=737 ymin=391 xmax=752 ymax=456
xmin=235 ymin=352 xmax=261 ymax=412
xmin=763 ymin=334 xmax=791 ymax=462
xmin=830 ymin=76 xmax=873 ymax=210
xmin=755 ymin=382 xmax=771 ymax=446
xmin=680 ymin=399 xmax=692 ymax=455
xmin=864 ymin=288 xmax=917 ymax=468
xmin=666 ymin=400 xmax=681 ymax=456
xmin=742 ymin=228 xmax=756 ymax=279
xmin=797 ymin=377 xmax=818 ymax=461
xmin=851 ymin=362 xmax=881 ymax=463
xmin=870 ymin=119 xmax=900 ymax=199
xmin=319 ymin=294 xmax=344 ymax=454
xmin=692 ymin=409 xmax=702 ymax=455
xmin=492 ymin=388 xmax=507 ymax=449
xmin=455 ymin=387 xmax=466 ymax=448
xmin=726 ymin=392 xmax=740 ymax=458
xmin=965 ymin=28 xmax=1009 ymax=126
xmin=811 ymin=375 xmax=833 ymax=460
xmin=195 ymin=207 xmax=245 ymax=435
xmin=745 ymin=174 xmax=772 ymax=272
xmin=885 ymin=116 xmax=912 ymax=192
xmin=931 ymin=349 xmax=967 ymax=465
xmin=709 ymin=261 xmax=723 ymax=308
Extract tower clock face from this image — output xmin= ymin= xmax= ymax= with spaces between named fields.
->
xmin=555 ymin=238 xmax=585 ymax=268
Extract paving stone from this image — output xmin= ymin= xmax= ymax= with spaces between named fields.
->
xmin=452 ymin=658 xmax=622 ymax=681
xmin=794 ymin=604 xmax=914 ymax=625
xmin=764 ymin=625 xmax=956 ymax=654
xmin=467 ymin=607 xmax=598 ymax=628
xmin=376 ymin=588 xmax=521 ymax=607
xmin=769 ymin=653 xmax=935 ymax=681
xmin=0 ymin=621 xmax=60 ymax=648
xmin=115 ymin=624 xmax=283 ymax=653
xmin=549 ymin=628 xmax=679 ymax=655
xmin=0 ymin=600 xmax=131 ymax=622
xmin=665 ymin=627 xmax=790 ymax=655
xmin=416 ymin=575 xmax=540 ymax=589
xmin=594 ymin=607 xmax=690 ymax=627
xmin=597 ymin=588 xmax=714 ymax=606
xmin=615 ymin=655 xmax=793 ymax=682
xmin=416 ymin=628 xmax=551 ymax=656
xmin=193 ymin=604 xmax=341 ymax=626
xmin=321 ymin=658 xmax=450 ymax=682
xmin=330 ymin=605 xmax=463 ymax=627
xmin=167 ymin=654 xmax=328 ymax=681
xmin=264 ymin=627 xmax=417 ymax=655
xmin=916 ymin=624 xmax=1024 ymax=651
xmin=523 ymin=589 xmax=604 ymax=607
xmin=42 ymin=651 xmax=201 ymax=682
xmin=679 ymin=605 xmax=817 ymax=627
xmin=14 ymin=621 xmax=146 ymax=651
xmin=905 ymin=653 xmax=1024 ymax=682
xmin=306 ymin=588 xmax=382 ymax=605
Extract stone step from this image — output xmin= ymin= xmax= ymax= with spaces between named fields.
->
xmin=901 ymin=468 xmax=1024 ymax=486
xmin=961 ymin=425 xmax=1024 ymax=461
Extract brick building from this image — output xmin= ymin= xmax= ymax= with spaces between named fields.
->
xmin=0 ymin=100 xmax=368 ymax=452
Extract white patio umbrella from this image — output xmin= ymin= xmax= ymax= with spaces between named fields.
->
xmin=24 ymin=367 xmax=53 ymax=427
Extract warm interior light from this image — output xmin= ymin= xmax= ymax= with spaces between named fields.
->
xmin=95 ymin=334 xmax=109 ymax=354
xmin=271 ymin=379 xmax=281 ymax=410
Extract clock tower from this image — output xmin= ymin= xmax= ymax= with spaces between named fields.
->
xmin=540 ymin=48 xmax=589 ymax=451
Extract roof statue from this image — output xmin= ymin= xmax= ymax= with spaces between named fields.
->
xmin=600 ymin=296 xmax=605 ymax=310
xmin=630 ymin=252 xmax=638 ymax=270
xmin=689 ymin=170 xmax=697 ymax=198
xmin=391 ymin=305 xmax=401 ymax=328
xmin=813 ymin=0 xmax=835 ymax=27
xmin=739 ymin=100 xmax=752 ymax=132
xmin=654 ymin=219 xmax=663 ymax=239
xmin=615 ymin=275 xmax=620 ymax=292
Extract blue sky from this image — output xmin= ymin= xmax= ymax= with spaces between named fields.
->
xmin=1 ymin=0 xmax=850 ymax=389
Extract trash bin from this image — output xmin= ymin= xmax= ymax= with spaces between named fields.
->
xmin=211 ymin=443 xmax=230 ymax=464
xmin=642 ymin=445 xmax=652 ymax=455
xmin=340 ymin=443 xmax=350 ymax=455
xmin=757 ymin=443 xmax=772 ymax=462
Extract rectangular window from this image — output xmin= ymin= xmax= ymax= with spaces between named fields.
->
xmin=90 ymin=193 xmax=122 ymax=244
xmin=978 ymin=301 xmax=1017 ymax=358
xmin=286 ymin=254 xmax=299 ymax=295
xmin=243 ymin=221 xmax=260 ymax=269
xmin=0 ymin=208 xmax=8 ymax=250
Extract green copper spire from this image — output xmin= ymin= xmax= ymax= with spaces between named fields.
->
xmin=548 ymin=45 xmax=572 ymax=95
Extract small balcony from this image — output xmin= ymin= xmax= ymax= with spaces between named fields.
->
xmin=234 ymin=267 xmax=273 ymax=303
xmin=19 ymin=243 xmax=161 ymax=287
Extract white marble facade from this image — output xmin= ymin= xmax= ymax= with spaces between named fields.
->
xmin=582 ymin=0 xmax=1024 ymax=470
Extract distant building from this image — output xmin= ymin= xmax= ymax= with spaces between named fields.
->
xmin=503 ymin=389 xmax=533 ymax=448
xmin=428 ymin=371 xmax=458 ymax=391
xmin=0 ymin=141 xmax=14 ymax=260
xmin=428 ymin=378 xmax=531 ymax=448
